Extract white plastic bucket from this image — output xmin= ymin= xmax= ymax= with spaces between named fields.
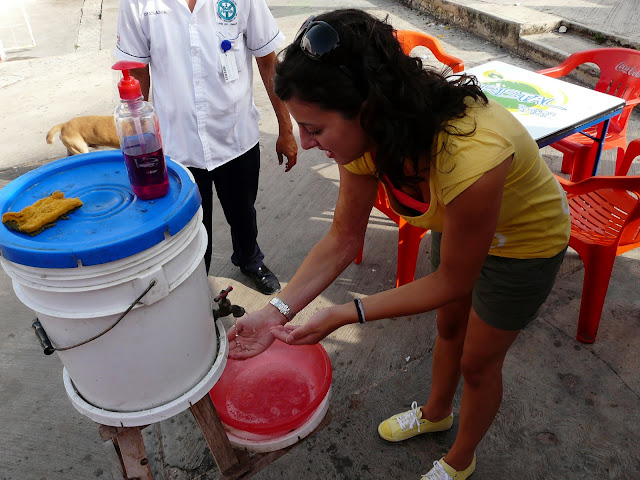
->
xmin=0 ymin=209 xmax=217 ymax=412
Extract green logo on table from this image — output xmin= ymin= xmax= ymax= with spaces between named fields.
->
xmin=478 ymin=71 xmax=566 ymax=115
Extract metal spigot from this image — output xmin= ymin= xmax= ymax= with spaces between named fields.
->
xmin=212 ymin=286 xmax=245 ymax=320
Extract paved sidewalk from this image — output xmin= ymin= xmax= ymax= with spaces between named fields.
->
xmin=454 ymin=0 xmax=639 ymax=43
xmin=0 ymin=0 xmax=639 ymax=479
xmin=409 ymin=0 xmax=640 ymax=74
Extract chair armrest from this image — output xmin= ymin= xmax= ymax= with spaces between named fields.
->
xmin=536 ymin=50 xmax=600 ymax=78
xmin=536 ymin=65 xmax=566 ymax=78
xmin=396 ymin=30 xmax=466 ymax=73
xmin=554 ymin=174 xmax=571 ymax=187
xmin=556 ymin=174 xmax=640 ymax=195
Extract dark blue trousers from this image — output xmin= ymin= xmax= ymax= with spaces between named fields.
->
xmin=188 ymin=143 xmax=264 ymax=275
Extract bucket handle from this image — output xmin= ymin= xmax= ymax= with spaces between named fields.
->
xmin=32 ymin=280 xmax=157 ymax=355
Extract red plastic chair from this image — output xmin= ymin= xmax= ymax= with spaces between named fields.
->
xmin=354 ymin=183 xmax=430 ymax=286
xmin=537 ymin=48 xmax=640 ymax=181
xmin=395 ymin=30 xmax=466 ymax=74
xmin=354 ymin=31 xmax=464 ymax=287
xmin=556 ymin=162 xmax=640 ymax=343
xmin=616 ymin=136 xmax=640 ymax=176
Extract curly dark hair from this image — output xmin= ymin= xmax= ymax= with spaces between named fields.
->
xmin=274 ymin=8 xmax=488 ymax=186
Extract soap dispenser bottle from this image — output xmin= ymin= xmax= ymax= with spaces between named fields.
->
xmin=112 ymin=61 xmax=169 ymax=200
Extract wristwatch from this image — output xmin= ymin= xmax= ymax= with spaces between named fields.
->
xmin=269 ymin=297 xmax=296 ymax=321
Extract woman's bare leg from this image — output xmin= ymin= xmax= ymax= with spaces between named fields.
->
xmin=422 ymin=294 xmax=472 ymax=422
xmin=443 ymin=308 xmax=520 ymax=471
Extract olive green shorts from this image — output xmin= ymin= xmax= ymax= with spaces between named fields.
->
xmin=430 ymin=231 xmax=567 ymax=331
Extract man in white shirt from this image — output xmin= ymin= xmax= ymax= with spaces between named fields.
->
xmin=114 ymin=0 xmax=297 ymax=295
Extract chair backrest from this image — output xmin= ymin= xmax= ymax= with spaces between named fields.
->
xmin=395 ymin=30 xmax=464 ymax=73
xmin=556 ymin=174 xmax=640 ymax=253
xmin=537 ymin=48 xmax=640 ymax=136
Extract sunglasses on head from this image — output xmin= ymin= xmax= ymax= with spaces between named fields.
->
xmin=294 ymin=15 xmax=368 ymax=98
xmin=296 ymin=15 xmax=342 ymax=62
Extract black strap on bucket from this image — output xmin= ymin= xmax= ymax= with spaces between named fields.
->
xmin=32 ymin=279 xmax=157 ymax=355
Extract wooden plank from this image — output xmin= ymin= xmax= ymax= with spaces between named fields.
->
xmin=113 ymin=427 xmax=154 ymax=480
xmin=189 ymin=394 xmax=240 ymax=474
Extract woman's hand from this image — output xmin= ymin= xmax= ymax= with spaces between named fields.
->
xmin=270 ymin=305 xmax=349 ymax=345
xmin=227 ymin=308 xmax=284 ymax=360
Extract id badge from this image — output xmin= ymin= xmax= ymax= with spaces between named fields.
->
xmin=221 ymin=51 xmax=239 ymax=82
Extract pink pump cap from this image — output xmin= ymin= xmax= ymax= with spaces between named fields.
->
xmin=112 ymin=60 xmax=146 ymax=100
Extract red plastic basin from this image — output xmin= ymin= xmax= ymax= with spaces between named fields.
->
xmin=210 ymin=340 xmax=332 ymax=436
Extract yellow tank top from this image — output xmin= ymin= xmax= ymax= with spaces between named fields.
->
xmin=344 ymin=99 xmax=570 ymax=258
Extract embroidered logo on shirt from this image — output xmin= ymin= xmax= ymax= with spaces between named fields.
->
xmin=217 ymin=0 xmax=237 ymax=21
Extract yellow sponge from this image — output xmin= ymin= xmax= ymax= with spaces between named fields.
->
xmin=2 ymin=191 xmax=83 ymax=236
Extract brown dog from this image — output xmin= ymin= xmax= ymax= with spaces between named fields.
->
xmin=46 ymin=115 xmax=120 ymax=155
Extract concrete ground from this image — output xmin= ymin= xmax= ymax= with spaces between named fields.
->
xmin=0 ymin=0 xmax=639 ymax=479
xmin=448 ymin=0 xmax=640 ymax=43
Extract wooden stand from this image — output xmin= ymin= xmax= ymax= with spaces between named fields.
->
xmin=98 ymin=394 xmax=329 ymax=480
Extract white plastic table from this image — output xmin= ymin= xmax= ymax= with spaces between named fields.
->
xmin=465 ymin=60 xmax=626 ymax=175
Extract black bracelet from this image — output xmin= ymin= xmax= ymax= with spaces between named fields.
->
xmin=354 ymin=298 xmax=366 ymax=324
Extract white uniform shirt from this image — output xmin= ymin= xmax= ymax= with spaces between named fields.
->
xmin=114 ymin=0 xmax=285 ymax=170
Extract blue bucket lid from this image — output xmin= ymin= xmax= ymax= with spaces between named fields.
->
xmin=0 ymin=151 xmax=201 ymax=268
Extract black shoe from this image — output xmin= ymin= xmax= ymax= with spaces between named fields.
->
xmin=240 ymin=265 xmax=281 ymax=295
